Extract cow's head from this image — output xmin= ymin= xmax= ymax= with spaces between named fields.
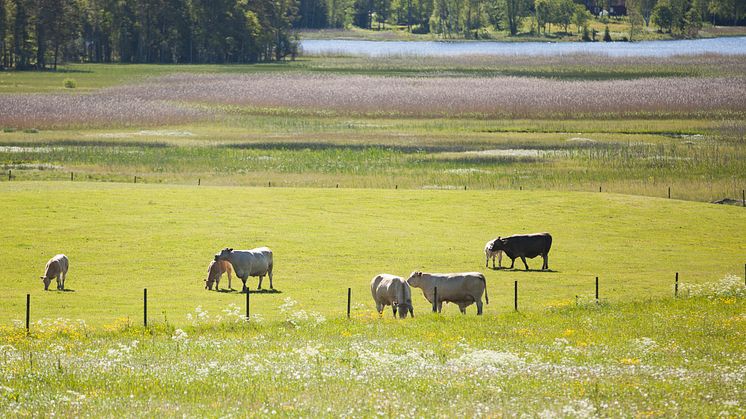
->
xmin=489 ymin=237 xmax=505 ymax=252
xmin=406 ymin=271 xmax=424 ymax=288
xmin=214 ymin=248 xmax=233 ymax=262
xmin=393 ymin=301 xmax=413 ymax=319
xmin=204 ymin=277 xmax=213 ymax=290
xmin=40 ymin=276 xmax=51 ymax=291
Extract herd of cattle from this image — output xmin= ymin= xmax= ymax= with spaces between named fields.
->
xmin=38 ymin=233 xmax=552 ymax=317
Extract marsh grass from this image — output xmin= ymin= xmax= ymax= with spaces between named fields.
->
xmin=1 ymin=133 xmax=743 ymax=201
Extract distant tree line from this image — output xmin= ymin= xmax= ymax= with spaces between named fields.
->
xmin=0 ymin=0 xmax=743 ymax=69
xmin=0 ymin=0 xmax=299 ymax=70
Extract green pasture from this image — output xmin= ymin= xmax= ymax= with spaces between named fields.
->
xmin=0 ymin=182 xmax=744 ymax=416
xmin=0 ymin=182 xmax=744 ymax=326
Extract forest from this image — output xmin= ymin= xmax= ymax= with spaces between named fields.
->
xmin=0 ymin=0 xmax=743 ymax=69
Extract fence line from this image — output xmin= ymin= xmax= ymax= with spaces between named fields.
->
xmin=16 ymin=267 xmax=746 ymax=330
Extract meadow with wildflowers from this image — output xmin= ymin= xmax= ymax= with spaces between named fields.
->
xmin=0 ymin=183 xmax=744 ymax=415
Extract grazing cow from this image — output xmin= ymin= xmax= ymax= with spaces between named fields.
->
xmin=214 ymin=247 xmax=273 ymax=292
xmin=40 ymin=254 xmax=69 ymax=291
xmin=489 ymin=232 xmax=552 ymax=271
xmin=204 ymin=259 xmax=233 ymax=291
xmin=406 ymin=271 xmax=488 ymax=315
xmin=485 ymin=238 xmax=503 ymax=269
xmin=370 ymin=274 xmax=414 ymax=319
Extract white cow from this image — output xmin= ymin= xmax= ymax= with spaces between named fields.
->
xmin=214 ymin=247 xmax=273 ymax=292
xmin=406 ymin=271 xmax=488 ymax=315
xmin=370 ymin=273 xmax=414 ymax=319
xmin=204 ymin=259 xmax=233 ymax=291
xmin=40 ymin=254 xmax=69 ymax=291
xmin=485 ymin=238 xmax=503 ymax=269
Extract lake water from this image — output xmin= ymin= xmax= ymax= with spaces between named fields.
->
xmin=300 ymin=36 xmax=746 ymax=57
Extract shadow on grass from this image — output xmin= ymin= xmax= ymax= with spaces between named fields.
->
xmin=493 ymin=268 xmax=559 ymax=273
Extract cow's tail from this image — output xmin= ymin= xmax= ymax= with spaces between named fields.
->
xmin=481 ymin=274 xmax=489 ymax=305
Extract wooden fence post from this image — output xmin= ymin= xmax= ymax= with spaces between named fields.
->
xmin=134 ymin=176 xmax=137 ymax=184
xmin=675 ymin=272 xmax=679 ymax=297
xmin=432 ymin=287 xmax=438 ymax=313
xmin=8 ymin=170 xmax=11 ymax=181
xmin=742 ymin=190 xmax=745 ymax=207
xmin=143 ymin=288 xmax=148 ymax=327
xmin=347 ymin=288 xmax=351 ymax=318
xmin=70 ymin=172 xmax=74 ymax=181
xmin=668 ymin=186 xmax=671 ymax=199
xmin=198 ymin=178 xmax=200 ymax=186
xmin=514 ymin=281 xmax=518 ymax=311
xmin=246 ymin=290 xmax=250 ymax=320
xmin=595 ymin=276 xmax=599 ymax=302
xmin=26 ymin=294 xmax=30 ymax=333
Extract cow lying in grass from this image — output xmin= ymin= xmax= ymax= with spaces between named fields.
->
xmin=485 ymin=238 xmax=503 ymax=269
xmin=41 ymin=254 xmax=69 ymax=291
xmin=489 ymin=232 xmax=552 ymax=271
xmin=204 ymin=259 xmax=233 ymax=291
xmin=215 ymin=247 xmax=273 ymax=292
xmin=370 ymin=274 xmax=413 ymax=319
xmin=406 ymin=271 xmax=488 ymax=315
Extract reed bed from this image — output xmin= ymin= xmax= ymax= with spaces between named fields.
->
xmin=0 ymin=93 xmax=209 ymax=129
xmin=117 ymin=73 xmax=746 ymax=119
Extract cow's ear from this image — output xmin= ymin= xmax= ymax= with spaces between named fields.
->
xmin=228 ymin=248 xmax=233 ymax=252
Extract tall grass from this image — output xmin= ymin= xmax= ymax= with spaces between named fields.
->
xmin=0 ymin=293 xmax=743 ymax=416
xmin=1 ymin=137 xmax=743 ymax=201
xmin=111 ymin=73 xmax=746 ymax=119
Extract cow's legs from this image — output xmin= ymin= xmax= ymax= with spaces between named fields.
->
xmin=542 ymin=253 xmax=549 ymax=270
xmin=392 ymin=305 xmax=397 ymax=317
xmin=436 ymin=301 xmax=443 ymax=313
xmin=498 ymin=251 xmax=503 ymax=268
xmin=476 ymin=299 xmax=484 ymax=315
xmin=458 ymin=304 xmax=466 ymax=314
xmin=241 ymin=277 xmax=248 ymax=293
xmin=268 ymin=264 xmax=274 ymax=289
xmin=521 ymin=256 xmax=529 ymax=271
xmin=509 ymin=258 xmax=515 ymax=269
xmin=485 ymin=254 xmax=489 ymax=268
xmin=61 ymin=272 xmax=66 ymax=290
xmin=227 ymin=269 xmax=233 ymax=290
xmin=56 ymin=274 xmax=62 ymax=290
xmin=257 ymin=275 xmax=263 ymax=290
xmin=409 ymin=306 xmax=414 ymax=318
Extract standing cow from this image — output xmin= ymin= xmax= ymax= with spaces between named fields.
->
xmin=214 ymin=247 xmax=273 ymax=292
xmin=485 ymin=238 xmax=503 ymax=269
xmin=40 ymin=254 xmax=69 ymax=291
xmin=489 ymin=232 xmax=552 ymax=271
xmin=406 ymin=271 xmax=488 ymax=315
xmin=204 ymin=259 xmax=233 ymax=291
xmin=370 ymin=274 xmax=414 ymax=319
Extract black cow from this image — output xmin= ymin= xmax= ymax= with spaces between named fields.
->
xmin=489 ymin=233 xmax=552 ymax=271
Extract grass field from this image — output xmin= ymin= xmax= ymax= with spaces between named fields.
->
xmin=1 ymin=52 xmax=745 ymax=415
xmin=1 ymin=57 xmax=745 ymax=202
xmin=0 ymin=182 xmax=744 ymax=416
xmin=1 ymin=182 xmax=744 ymax=323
